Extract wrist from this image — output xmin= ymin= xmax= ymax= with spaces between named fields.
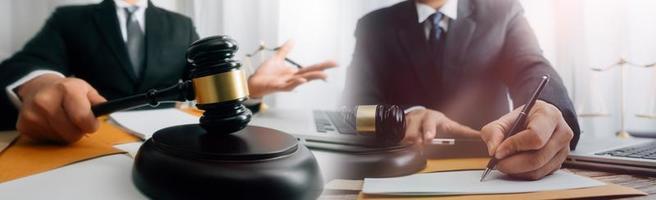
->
xmin=247 ymin=87 xmax=265 ymax=99
xmin=247 ymin=76 xmax=266 ymax=99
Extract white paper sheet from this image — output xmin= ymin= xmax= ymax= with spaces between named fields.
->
xmin=363 ymin=170 xmax=605 ymax=196
xmin=0 ymin=130 xmax=19 ymax=153
xmin=114 ymin=142 xmax=144 ymax=158
xmin=109 ymin=108 xmax=199 ymax=139
xmin=0 ymin=155 xmax=146 ymax=200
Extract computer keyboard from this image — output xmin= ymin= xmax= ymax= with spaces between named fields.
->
xmin=595 ymin=141 xmax=656 ymax=160
xmin=313 ymin=111 xmax=357 ymax=135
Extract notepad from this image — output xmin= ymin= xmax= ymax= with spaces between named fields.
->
xmin=109 ymin=108 xmax=199 ymax=139
xmin=362 ymin=170 xmax=605 ymax=196
xmin=0 ymin=155 xmax=146 ymax=200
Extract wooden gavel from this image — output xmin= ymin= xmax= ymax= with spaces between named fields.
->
xmin=91 ymin=35 xmax=252 ymax=134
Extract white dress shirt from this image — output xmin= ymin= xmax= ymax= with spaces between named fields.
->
xmin=416 ymin=0 xmax=458 ymax=40
xmin=5 ymin=0 xmax=147 ymax=107
xmin=114 ymin=0 xmax=147 ymax=42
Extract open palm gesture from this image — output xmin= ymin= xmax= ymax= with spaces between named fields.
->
xmin=247 ymin=41 xmax=337 ymax=98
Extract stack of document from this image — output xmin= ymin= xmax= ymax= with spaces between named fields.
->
xmin=109 ymin=108 xmax=200 ymax=139
xmin=362 ymin=170 xmax=605 ymax=196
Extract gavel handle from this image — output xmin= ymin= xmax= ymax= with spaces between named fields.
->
xmin=91 ymin=81 xmax=194 ymax=117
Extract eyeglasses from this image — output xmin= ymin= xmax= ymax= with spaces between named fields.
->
xmin=245 ymin=42 xmax=303 ymax=69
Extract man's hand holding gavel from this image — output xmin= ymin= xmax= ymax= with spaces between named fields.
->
xmin=16 ymin=74 xmax=106 ymax=144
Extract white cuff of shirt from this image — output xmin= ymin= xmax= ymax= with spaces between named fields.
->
xmin=5 ymin=70 xmax=64 ymax=108
xmin=404 ymin=106 xmax=426 ymax=114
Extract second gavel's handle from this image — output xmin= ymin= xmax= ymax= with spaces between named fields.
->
xmin=91 ymin=81 xmax=194 ymax=117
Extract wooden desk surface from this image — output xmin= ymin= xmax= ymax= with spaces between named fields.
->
xmin=566 ymin=168 xmax=655 ymax=200
xmin=318 ymin=167 xmax=656 ymax=200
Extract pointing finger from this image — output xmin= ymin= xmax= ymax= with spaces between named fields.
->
xmin=296 ymin=71 xmax=327 ymax=81
xmin=297 ymin=60 xmax=337 ymax=73
xmin=439 ymin=119 xmax=480 ymax=139
xmin=420 ymin=111 xmax=438 ymax=142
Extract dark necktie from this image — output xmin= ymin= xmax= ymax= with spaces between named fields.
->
xmin=125 ymin=6 xmax=145 ymax=78
xmin=428 ymin=12 xmax=445 ymax=60
xmin=427 ymin=12 xmax=447 ymax=96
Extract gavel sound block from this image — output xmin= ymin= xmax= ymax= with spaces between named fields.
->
xmin=93 ymin=36 xmax=323 ymax=199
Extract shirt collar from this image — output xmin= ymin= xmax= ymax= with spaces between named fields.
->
xmin=113 ymin=0 xmax=148 ymax=10
xmin=416 ymin=0 xmax=458 ymax=23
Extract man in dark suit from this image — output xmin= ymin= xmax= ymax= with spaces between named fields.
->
xmin=343 ymin=0 xmax=580 ymax=180
xmin=0 ymin=0 xmax=335 ymax=143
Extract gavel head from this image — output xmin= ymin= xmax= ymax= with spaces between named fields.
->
xmin=186 ymin=35 xmax=251 ymax=134
xmin=343 ymin=105 xmax=405 ymax=146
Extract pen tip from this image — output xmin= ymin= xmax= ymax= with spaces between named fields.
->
xmin=480 ymin=168 xmax=491 ymax=182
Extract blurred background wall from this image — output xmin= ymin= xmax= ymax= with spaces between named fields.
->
xmin=0 ymin=0 xmax=655 ymax=137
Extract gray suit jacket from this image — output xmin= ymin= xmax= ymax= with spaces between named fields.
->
xmin=343 ymin=0 xmax=580 ymax=149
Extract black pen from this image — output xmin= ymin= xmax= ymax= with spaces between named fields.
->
xmin=479 ymin=75 xmax=550 ymax=182
xmin=246 ymin=44 xmax=304 ymax=69
xmin=272 ymin=47 xmax=303 ymax=69
xmin=284 ymin=57 xmax=303 ymax=69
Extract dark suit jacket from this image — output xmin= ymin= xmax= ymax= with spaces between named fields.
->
xmin=0 ymin=0 xmax=199 ymax=129
xmin=343 ymin=0 xmax=581 ymax=149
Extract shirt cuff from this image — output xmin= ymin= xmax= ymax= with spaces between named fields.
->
xmin=5 ymin=70 xmax=64 ymax=108
xmin=404 ymin=106 xmax=426 ymax=114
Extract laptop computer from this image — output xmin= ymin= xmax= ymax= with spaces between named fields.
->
xmin=567 ymin=136 xmax=656 ymax=174
xmin=250 ymin=108 xmax=382 ymax=146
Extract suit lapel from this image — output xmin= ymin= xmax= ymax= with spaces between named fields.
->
xmin=442 ymin=0 xmax=476 ymax=92
xmin=396 ymin=1 xmax=436 ymax=93
xmin=93 ymin=0 xmax=138 ymax=82
xmin=139 ymin=2 xmax=164 ymax=89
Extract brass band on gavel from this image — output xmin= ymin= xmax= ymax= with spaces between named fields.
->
xmin=356 ymin=105 xmax=378 ymax=133
xmin=192 ymin=69 xmax=250 ymax=104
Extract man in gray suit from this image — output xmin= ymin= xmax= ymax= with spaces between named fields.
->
xmin=343 ymin=0 xmax=579 ymax=180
